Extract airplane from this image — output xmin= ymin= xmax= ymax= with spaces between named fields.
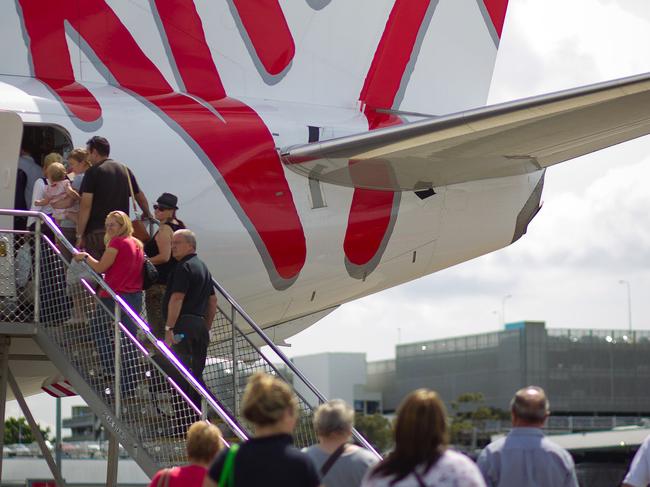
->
xmin=0 ymin=0 xmax=649 ymax=397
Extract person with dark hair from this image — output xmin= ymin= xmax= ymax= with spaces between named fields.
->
xmin=148 ymin=421 xmax=222 ymax=487
xmin=304 ymin=400 xmax=378 ymax=487
xmin=76 ymin=135 xmax=152 ymax=260
xmin=362 ymin=389 xmax=484 ymax=487
xmin=205 ymin=373 xmax=322 ymax=487
xmin=14 ymin=135 xmax=41 ymax=230
xmin=144 ymin=192 xmax=185 ymax=339
xmin=477 ymin=386 xmax=578 ymax=487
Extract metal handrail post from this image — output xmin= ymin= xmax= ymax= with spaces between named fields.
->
xmin=33 ymin=220 xmax=41 ymax=323
xmin=0 ymin=211 xmax=248 ymax=442
xmin=211 ymin=278 xmax=381 ymax=457
xmin=212 ymin=279 xmax=327 ymax=404
xmin=231 ymin=304 xmax=238 ymax=417
xmin=114 ymin=302 xmax=122 ymax=419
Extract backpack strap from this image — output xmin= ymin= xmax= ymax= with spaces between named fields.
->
xmin=218 ymin=443 xmax=240 ymax=487
xmin=320 ymin=443 xmax=347 ymax=478
xmin=122 ymin=164 xmax=138 ymax=214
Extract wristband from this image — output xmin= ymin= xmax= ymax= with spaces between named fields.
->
xmin=165 ymin=326 xmax=174 ymax=331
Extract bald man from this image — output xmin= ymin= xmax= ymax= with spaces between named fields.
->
xmin=477 ymin=386 xmax=578 ymax=487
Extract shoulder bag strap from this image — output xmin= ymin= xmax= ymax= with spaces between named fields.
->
xmin=413 ymin=471 xmax=428 ymax=487
xmin=320 ymin=443 xmax=347 ymax=478
xmin=122 ymin=164 xmax=138 ymax=214
xmin=218 ymin=443 xmax=240 ymax=487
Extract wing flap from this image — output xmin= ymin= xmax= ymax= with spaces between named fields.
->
xmin=280 ymin=73 xmax=650 ymax=190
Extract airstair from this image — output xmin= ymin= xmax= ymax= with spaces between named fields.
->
xmin=0 ymin=209 xmax=378 ymax=484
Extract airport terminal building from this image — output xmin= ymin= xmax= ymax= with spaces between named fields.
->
xmin=366 ymin=321 xmax=650 ymax=416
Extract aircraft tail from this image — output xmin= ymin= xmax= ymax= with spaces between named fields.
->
xmin=198 ymin=0 xmax=511 ymax=115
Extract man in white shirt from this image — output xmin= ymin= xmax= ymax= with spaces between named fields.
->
xmin=623 ymin=435 xmax=650 ymax=487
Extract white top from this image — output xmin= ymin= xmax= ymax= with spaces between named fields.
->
xmin=361 ymin=450 xmax=486 ymax=487
xmin=28 ymin=178 xmax=53 ymax=227
xmin=623 ymin=435 xmax=650 ymax=487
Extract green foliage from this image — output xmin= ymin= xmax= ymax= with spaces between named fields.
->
xmin=3 ymin=417 xmax=51 ymax=444
xmin=449 ymin=393 xmax=508 ymax=446
xmin=354 ymin=413 xmax=393 ymax=453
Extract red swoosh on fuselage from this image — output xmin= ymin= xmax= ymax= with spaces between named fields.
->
xmin=18 ymin=0 xmax=305 ymax=288
xmin=344 ymin=0 xmax=433 ymax=276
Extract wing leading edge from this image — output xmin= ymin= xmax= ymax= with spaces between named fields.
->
xmin=281 ymin=72 xmax=650 ymax=191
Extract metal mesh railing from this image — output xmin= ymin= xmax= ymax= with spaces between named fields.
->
xmin=203 ymin=281 xmax=380 ymax=455
xmin=0 ymin=230 xmax=36 ymax=324
xmin=203 ymin=305 xmax=318 ymax=447
xmin=0 ymin=212 xmax=248 ymax=473
xmin=0 ymin=209 xmax=380 ymax=464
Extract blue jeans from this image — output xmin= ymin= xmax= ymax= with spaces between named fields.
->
xmin=91 ymin=291 xmax=143 ymax=392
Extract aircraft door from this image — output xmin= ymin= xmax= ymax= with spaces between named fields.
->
xmin=0 ymin=111 xmax=23 ymax=228
xmin=0 ymin=111 xmax=22 ymax=302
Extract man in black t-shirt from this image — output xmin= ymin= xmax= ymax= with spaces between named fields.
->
xmin=163 ymin=229 xmax=217 ymax=409
xmin=76 ymin=136 xmax=151 ymax=258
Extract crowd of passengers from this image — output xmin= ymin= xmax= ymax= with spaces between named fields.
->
xmin=15 ymin=135 xmax=214 ymax=411
xmin=153 ymin=371 xmax=650 ymax=487
xmin=15 ymin=136 xmax=650 ymax=487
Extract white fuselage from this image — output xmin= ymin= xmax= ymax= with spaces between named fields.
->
xmin=0 ymin=0 xmax=532 ymax=344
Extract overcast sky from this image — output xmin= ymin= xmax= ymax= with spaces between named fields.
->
xmin=8 ymin=0 xmax=650 ymax=435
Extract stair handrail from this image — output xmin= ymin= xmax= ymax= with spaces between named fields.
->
xmin=1 ymin=209 xmax=249 ymax=442
xmin=211 ymin=277 xmax=382 ymax=458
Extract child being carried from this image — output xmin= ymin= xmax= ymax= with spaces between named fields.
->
xmin=34 ymin=162 xmax=78 ymax=224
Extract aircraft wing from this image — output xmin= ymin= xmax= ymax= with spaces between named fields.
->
xmin=280 ymin=72 xmax=650 ymax=191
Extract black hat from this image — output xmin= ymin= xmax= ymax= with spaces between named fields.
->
xmin=156 ymin=192 xmax=178 ymax=210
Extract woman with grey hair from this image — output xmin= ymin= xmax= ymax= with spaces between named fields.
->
xmin=304 ymin=400 xmax=379 ymax=487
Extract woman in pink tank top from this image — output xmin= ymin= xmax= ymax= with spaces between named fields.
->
xmin=73 ymin=210 xmax=144 ymax=391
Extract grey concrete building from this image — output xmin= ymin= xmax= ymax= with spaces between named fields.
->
xmin=367 ymin=321 xmax=650 ymax=416
xmin=62 ymin=406 xmax=105 ymax=441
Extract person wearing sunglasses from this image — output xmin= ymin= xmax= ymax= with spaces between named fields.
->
xmin=144 ymin=193 xmax=185 ymax=339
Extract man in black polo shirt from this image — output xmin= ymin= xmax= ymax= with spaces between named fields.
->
xmin=76 ymin=136 xmax=152 ymax=258
xmin=163 ymin=229 xmax=217 ymax=409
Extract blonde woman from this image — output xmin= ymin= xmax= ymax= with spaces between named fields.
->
xmin=74 ymin=210 xmax=144 ymax=386
xmin=59 ymin=148 xmax=91 ymax=258
xmin=149 ymin=421 xmax=223 ymax=487
xmin=205 ymin=373 xmax=322 ymax=487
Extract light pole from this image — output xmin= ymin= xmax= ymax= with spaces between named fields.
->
xmin=606 ymin=335 xmax=615 ymax=404
xmin=502 ymin=294 xmax=512 ymax=327
xmin=619 ymin=280 xmax=632 ymax=333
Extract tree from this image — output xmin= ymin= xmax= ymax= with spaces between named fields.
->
xmin=449 ymin=393 xmax=508 ymax=447
xmin=4 ymin=417 xmax=51 ymax=444
xmin=354 ymin=413 xmax=392 ymax=453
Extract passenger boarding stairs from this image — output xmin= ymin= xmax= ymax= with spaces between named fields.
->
xmin=0 ymin=210 xmax=378 ymax=481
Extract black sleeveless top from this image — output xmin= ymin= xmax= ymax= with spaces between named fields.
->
xmin=143 ymin=220 xmax=185 ymax=284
